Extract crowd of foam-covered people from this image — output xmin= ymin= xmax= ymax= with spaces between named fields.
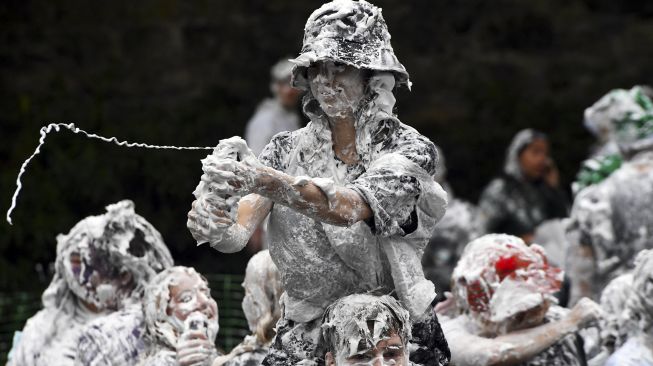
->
xmin=7 ymin=0 xmax=653 ymax=365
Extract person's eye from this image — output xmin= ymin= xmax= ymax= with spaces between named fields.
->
xmin=178 ymin=292 xmax=193 ymax=303
xmin=385 ymin=350 xmax=402 ymax=358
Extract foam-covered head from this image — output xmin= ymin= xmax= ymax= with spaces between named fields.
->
xmin=322 ymin=294 xmax=410 ymax=364
xmin=452 ymin=234 xmax=562 ymax=334
xmin=53 ymin=200 xmax=173 ymax=311
xmin=291 ymin=0 xmax=409 ymax=91
xmin=242 ymin=250 xmax=282 ymax=340
xmin=144 ymin=266 xmax=219 ymax=349
xmin=584 ymin=86 xmax=653 ymax=149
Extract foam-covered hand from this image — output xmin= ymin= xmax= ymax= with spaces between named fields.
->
xmin=567 ymin=297 xmax=603 ymax=330
xmin=176 ymin=330 xmax=216 ymax=366
xmin=201 ymin=157 xmax=260 ymax=196
xmin=187 ymin=198 xmax=233 ymax=243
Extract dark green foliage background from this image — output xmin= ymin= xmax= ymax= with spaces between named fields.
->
xmin=1 ymin=0 xmax=652 ymax=291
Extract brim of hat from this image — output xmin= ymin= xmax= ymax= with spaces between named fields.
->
xmin=289 ymin=39 xmax=411 ymax=90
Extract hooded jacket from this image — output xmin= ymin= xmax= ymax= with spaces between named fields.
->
xmin=479 ymin=129 xmax=569 ymax=237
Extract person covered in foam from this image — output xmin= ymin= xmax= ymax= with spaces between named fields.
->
xmin=441 ymin=234 xmax=602 ymax=366
xmin=213 ymin=250 xmax=282 ymax=366
xmin=187 ymin=1 xmax=449 ymax=364
xmin=139 ymin=266 xmax=220 ymax=366
xmin=605 ymin=250 xmax=653 ymax=366
xmin=582 ymin=85 xmax=653 ymax=160
xmin=321 ymin=294 xmax=411 ymax=366
xmin=567 ymin=85 xmax=653 ymax=304
xmin=7 ymin=200 xmax=173 ymax=366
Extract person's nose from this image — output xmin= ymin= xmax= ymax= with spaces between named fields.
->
xmin=196 ymin=291 xmax=214 ymax=315
xmin=318 ymin=64 xmax=335 ymax=87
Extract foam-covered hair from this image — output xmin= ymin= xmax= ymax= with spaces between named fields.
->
xmin=45 ymin=200 xmax=173 ymax=310
xmin=321 ymin=294 xmax=410 ymax=358
xmin=143 ymin=266 xmax=218 ymax=349
xmin=242 ymin=250 xmax=282 ymax=342
xmin=452 ymin=234 xmax=562 ymax=325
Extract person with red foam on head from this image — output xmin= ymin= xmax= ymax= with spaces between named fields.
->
xmin=440 ymin=234 xmax=603 ymax=366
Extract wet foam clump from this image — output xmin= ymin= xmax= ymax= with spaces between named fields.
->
xmin=189 ymin=136 xmax=260 ymax=245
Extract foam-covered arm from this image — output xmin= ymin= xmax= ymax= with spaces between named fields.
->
xmin=446 ymin=299 xmax=601 ymax=366
xmin=447 ymin=320 xmax=576 ymax=366
xmin=252 ymin=166 xmax=373 ymax=226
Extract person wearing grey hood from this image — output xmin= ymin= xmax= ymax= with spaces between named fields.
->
xmin=479 ymin=129 xmax=569 ymax=243
xmin=244 ymin=58 xmax=303 ymax=157
xmin=7 ymin=200 xmax=174 ymax=366
xmin=187 ymin=1 xmax=450 ymax=365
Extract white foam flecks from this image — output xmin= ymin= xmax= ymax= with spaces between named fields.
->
xmin=605 ymin=250 xmax=653 ymax=365
xmin=322 ymin=294 xmax=410 ymax=361
xmin=570 ymin=150 xmax=653 ymax=297
xmin=6 ymin=123 xmax=213 ymax=225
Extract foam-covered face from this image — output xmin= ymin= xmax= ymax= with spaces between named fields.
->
xmin=166 ymin=271 xmax=219 ymax=340
xmin=335 ymin=331 xmax=407 ymax=366
xmin=500 ymin=300 xmax=550 ymax=333
xmin=167 ymin=271 xmax=218 ymax=322
xmin=308 ymin=61 xmax=366 ymax=119
xmin=62 ymin=237 xmax=132 ymax=311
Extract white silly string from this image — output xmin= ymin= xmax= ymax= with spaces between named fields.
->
xmin=6 ymin=123 xmax=214 ymax=225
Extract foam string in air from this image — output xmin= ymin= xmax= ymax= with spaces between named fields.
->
xmin=6 ymin=123 xmax=214 ymax=225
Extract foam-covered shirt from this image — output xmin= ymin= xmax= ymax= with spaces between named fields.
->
xmin=258 ymin=117 xmax=446 ymax=322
